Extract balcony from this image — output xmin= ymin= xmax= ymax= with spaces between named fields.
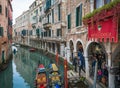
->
xmin=43 ymin=23 xmax=52 ymax=30
xmin=44 ymin=0 xmax=51 ymax=13
xmin=40 ymin=35 xmax=66 ymax=42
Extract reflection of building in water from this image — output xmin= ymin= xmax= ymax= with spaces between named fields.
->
xmin=0 ymin=61 xmax=13 ymax=88
xmin=14 ymin=47 xmax=64 ymax=88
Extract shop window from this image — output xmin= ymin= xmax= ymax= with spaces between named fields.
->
xmin=76 ymin=4 xmax=82 ymax=27
xmin=0 ymin=5 xmax=2 ymax=14
xmin=67 ymin=14 xmax=71 ymax=29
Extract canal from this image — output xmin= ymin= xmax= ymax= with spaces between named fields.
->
xmin=0 ymin=46 xmax=64 ymax=88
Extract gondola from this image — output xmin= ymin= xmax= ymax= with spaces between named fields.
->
xmin=35 ymin=64 xmax=47 ymax=88
xmin=48 ymin=64 xmax=62 ymax=88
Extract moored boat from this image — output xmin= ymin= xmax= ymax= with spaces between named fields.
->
xmin=35 ymin=64 xmax=47 ymax=88
xmin=29 ymin=48 xmax=36 ymax=52
xmin=48 ymin=64 xmax=62 ymax=88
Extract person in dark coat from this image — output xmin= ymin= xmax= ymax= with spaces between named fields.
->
xmin=73 ymin=55 xmax=78 ymax=72
xmin=78 ymin=51 xmax=85 ymax=72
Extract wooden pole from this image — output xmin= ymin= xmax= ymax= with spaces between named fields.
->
xmin=64 ymin=58 xmax=68 ymax=88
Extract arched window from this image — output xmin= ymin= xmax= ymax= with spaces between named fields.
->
xmin=0 ymin=5 xmax=2 ymax=14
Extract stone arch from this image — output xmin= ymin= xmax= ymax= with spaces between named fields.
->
xmin=84 ymin=41 xmax=107 ymax=80
xmin=69 ymin=40 xmax=74 ymax=62
xmin=75 ymin=39 xmax=84 ymax=53
xmin=75 ymin=39 xmax=85 ymax=72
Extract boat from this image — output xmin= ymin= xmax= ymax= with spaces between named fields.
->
xmin=35 ymin=64 xmax=47 ymax=88
xmin=12 ymin=46 xmax=18 ymax=54
xmin=29 ymin=48 xmax=36 ymax=52
xmin=48 ymin=64 xmax=62 ymax=88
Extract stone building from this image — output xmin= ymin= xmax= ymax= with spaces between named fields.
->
xmin=82 ymin=0 xmax=120 ymax=88
xmin=0 ymin=0 xmax=13 ymax=64
xmin=14 ymin=10 xmax=30 ymax=44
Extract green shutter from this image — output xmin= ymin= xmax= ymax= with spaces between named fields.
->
xmin=36 ymin=28 xmax=40 ymax=36
xmin=0 ymin=27 xmax=3 ymax=36
xmin=58 ymin=4 xmax=61 ymax=21
xmin=68 ymin=14 xmax=71 ymax=29
xmin=0 ymin=5 xmax=2 ymax=13
xmin=76 ymin=7 xmax=79 ymax=27
xmin=80 ymin=4 xmax=82 ymax=26
xmin=52 ymin=9 xmax=54 ymax=23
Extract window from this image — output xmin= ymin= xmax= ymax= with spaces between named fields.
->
xmin=104 ymin=0 xmax=111 ymax=4
xmin=40 ymin=7 xmax=42 ymax=12
xmin=0 ymin=27 xmax=3 ymax=36
xmin=76 ymin=4 xmax=82 ymax=27
xmin=52 ymin=9 xmax=54 ymax=23
xmin=39 ymin=17 xmax=42 ymax=22
xmin=94 ymin=0 xmax=111 ymax=9
xmin=67 ymin=14 xmax=71 ymax=29
xmin=94 ymin=0 xmax=103 ymax=9
xmin=47 ymin=14 xmax=49 ymax=23
xmin=58 ymin=4 xmax=61 ymax=21
xmin=57 ymin=29 xmax=61 ymax=37
xmin=5 ymin=7 xmax=8 ymax=17
xmin=0 ymin=5 xmax=2 ymax=14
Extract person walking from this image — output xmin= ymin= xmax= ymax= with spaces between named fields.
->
xmin=73 ymin=54 xmax=78 ymax=72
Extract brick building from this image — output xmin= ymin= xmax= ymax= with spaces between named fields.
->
xmin=0 ymin=0 xmax=13 ymax=64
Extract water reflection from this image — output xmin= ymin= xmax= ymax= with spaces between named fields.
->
xmin=14 ymin=47 xmax=64 ymax=88
xmin=0 ymin=47 xmax=64 ymax=88
xmin=0 ymin=61 xmax=13 ymax=88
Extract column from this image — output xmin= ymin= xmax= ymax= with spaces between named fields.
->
xmin=50 ymin=43 xmax=52 ymax=52
xmin=84 ymin=55 xmax=89 ymax=78
xmin=55 ymin=43 xmax=57 ymax=53
xmin=66 ymin=42 xmax=71 ymax=62
xmin=60 ymin=43 xmax=65 ymax=57
xmin=106 ymin=42 xmax=115 ymax=88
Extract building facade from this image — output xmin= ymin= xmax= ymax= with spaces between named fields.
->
xmin=14 ymin=10 xmax=30 ymax=44
xmin=0 ymin=0 xmax=13 ymax=64
xmin=83 ymin=0 xmax=120 ymax=88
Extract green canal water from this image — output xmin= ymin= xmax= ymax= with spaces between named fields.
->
xmin=0 ymin=47 xmax=64 ymax=88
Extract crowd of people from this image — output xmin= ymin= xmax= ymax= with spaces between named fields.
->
xmin=72 ymin=50 xmax=108 ymax=86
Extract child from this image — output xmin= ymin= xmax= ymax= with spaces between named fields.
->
xmin=97 ymin=69 xmax=102 ymax=81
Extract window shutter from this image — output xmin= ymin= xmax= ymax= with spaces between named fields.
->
xmin=58 ymin=4 xmax=61 ymax=21
xmin=68 ymin=14 xmax=71 ymax=29
xmin=0 ymin=27 xmax=3 ymax=36
xmin=80 ymin=4 xmax=82 ymax=26
xmin=57 ymin=29 xmax=59 ymax=36
xmin=0 ymin=5 xmax=2 ymax=13
xmin=76 ymin=7 xmax=79 ymax=27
